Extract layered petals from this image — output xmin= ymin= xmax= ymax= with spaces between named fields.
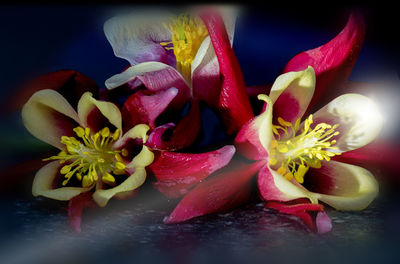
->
xmin=269 ymin=66 xmax=315 ymax=124
xmin=164 ymin=160 xmax=265 ymax=223
xmin=21 ymin=89 xmax=81 ymax=149
xmin=305 ymin=161 xmax=378 ymax=211
xmin=121 ymin=87 xmax=178 ymax=130
xmin=202 ymin=12 xmax=253 ymax=134
xmin=283 ymin=13 xmax=365 ymax=113
xmin=150 ymin=145 xmax=236 ymax=198
xmin=312 ymin=93 xmax=383 ymax=152
xmin=105 ymin=62 xmax=190 ymax=109
xmin=77 ymin=92 xmax=122 ymax=133
xmin=146 ymin=100 xmax=201 ymax=151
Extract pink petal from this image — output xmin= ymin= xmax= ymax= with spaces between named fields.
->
xmin=234 ymin=116 xmax=269 ymax=160
xmin=68 ymin=192 xmax=97 ymax=233
xmin=164 ymin=160 xmax=265 ymax=223
xmin=121 ymin=87 xmax=178 ymax=130
xmin=8 ymin=70 xmax=98 ymax=113
xmin=150 ymin=145 xmax=236 ymax=198
xmin=146 ymin=100 xmax=201 ymax=151
xmin=266 ymin=201 xmax=332 ymax=234
xmin=283 ymin=12 xmax=365 ymax=114
xmin=201 ymin=12 xmax=253 ymax=134
xmin=136 ymin=67 xmax=190 ymax=110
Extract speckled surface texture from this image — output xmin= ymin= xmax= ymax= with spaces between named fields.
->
xmin=1 ymin=189 xmax=398 ymax=264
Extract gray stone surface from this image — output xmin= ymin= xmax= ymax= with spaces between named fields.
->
xmin=1 ymin=190 xmax=397 ymax=264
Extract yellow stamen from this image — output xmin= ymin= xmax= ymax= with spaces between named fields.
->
xmin=269 ymin=115 xmax=341 ymax=184
xmin=44 ymin=126 xmax=129 ymax=187
xmin=161 ymin=15 xmax=208 ymax=83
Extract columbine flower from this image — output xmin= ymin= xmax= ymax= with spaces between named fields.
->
xmin=101 ymin=8 xmax=251 ymax=150
xmin=22 ymin=89 xmax=154 ymax=230
xmin=235 ymin=66 xmax=382 ymax=233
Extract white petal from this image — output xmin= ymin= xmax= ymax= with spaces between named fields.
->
xmin=105 ymin=62 xmax=178 ymax=90
xmin=312 ymin=93 xmax=383 ymax=152
xmin=311 ymin=161 xmax=378 ymax=211
xmin=104 ymin=12 xmax=174 ymax=66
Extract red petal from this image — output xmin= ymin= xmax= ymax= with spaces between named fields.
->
xmin=333 ymin=140 xmax=400 ymax=187
xmin=146 ymin=100 xmax=201 ymax=151
xmin=201 ymin=12 xmax=253 ymax=134
xmin=164 ymin=160 xmax=265 ymax=223
xmin=68 ymin=192 xmax=97 ymax=233
xmin=7 ymin=70 xmax=98 ymax=112
xmin=283 ymin=12 xmax=365 ymax=114
xmin=266 ymin=201 xmax=332 ymax=234
xmin=121 ymin=87 xmax=178 ymax=130
xmin=150 ymin=145 xmax=236 ymax=198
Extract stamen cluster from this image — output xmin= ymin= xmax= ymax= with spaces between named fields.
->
xmin=269 ymin=115 xmax=341 ymax=183
xmin=160 ymin=15 xmax=208 ymax=82
xmin=44 ymin=126 xmax=128 ymax=188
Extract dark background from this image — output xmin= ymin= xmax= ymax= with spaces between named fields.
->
xmin=0 ymin=3 xmax=399 ymax=264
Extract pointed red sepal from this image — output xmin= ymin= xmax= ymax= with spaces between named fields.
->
xmin=7 ymin=70 xmax=98 ymax=113
xmin=164 ymin=160 xmax=265 ymax=223
xmin=68 ymin=192 xmax=97 ymax=233
xmin=283 ymin=12 xmax=365 ymax=114
xmin=121 ymin=87 xmax=178 ymax=130
xmin=146 ymin=100 xmax=201 ymax=151
xmin=201 ymin=12 xmax=253 ymax=135
xmin=150 ymin=145 xmax=236 ymax=198
xmin=266 ymin=200 xmax=332 ymax=234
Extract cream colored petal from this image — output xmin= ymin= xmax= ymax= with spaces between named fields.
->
xmin=269 ymin=166 xmax=319 ymax=204
xmin=32 ymin=161 xmax=93 ymax=201
xmin=77 ymin=92 xmax=122 ymax=133
xmin=92 ymin=167 xmax=146 ymax=207
xmin=311 ymin=161 xmax=378 ymax=211
xmin=105 ymin=62 xmax=182 ymax=90
xmin=269 ymin=66 xmax=315 ymax=123
xmin=256 ymin=94 xmax=274 ymax=151
xmin=21 ymin=89 xmax=80 ymax=149
xmin=127 ymin=146 xmax=154 ymax=169
xmin=113 ymin=124 xmax=150 ymax=149
xmin=312 ymin=93 xmax=383 ymax=152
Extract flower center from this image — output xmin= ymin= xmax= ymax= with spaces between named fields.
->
xmin=161 ymin=15 xmax=208 ymax=83
xmin=268 ymin=114 xmax=341 ymax=184
xmin=44 ymin=126 xmax=128 ymax=188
